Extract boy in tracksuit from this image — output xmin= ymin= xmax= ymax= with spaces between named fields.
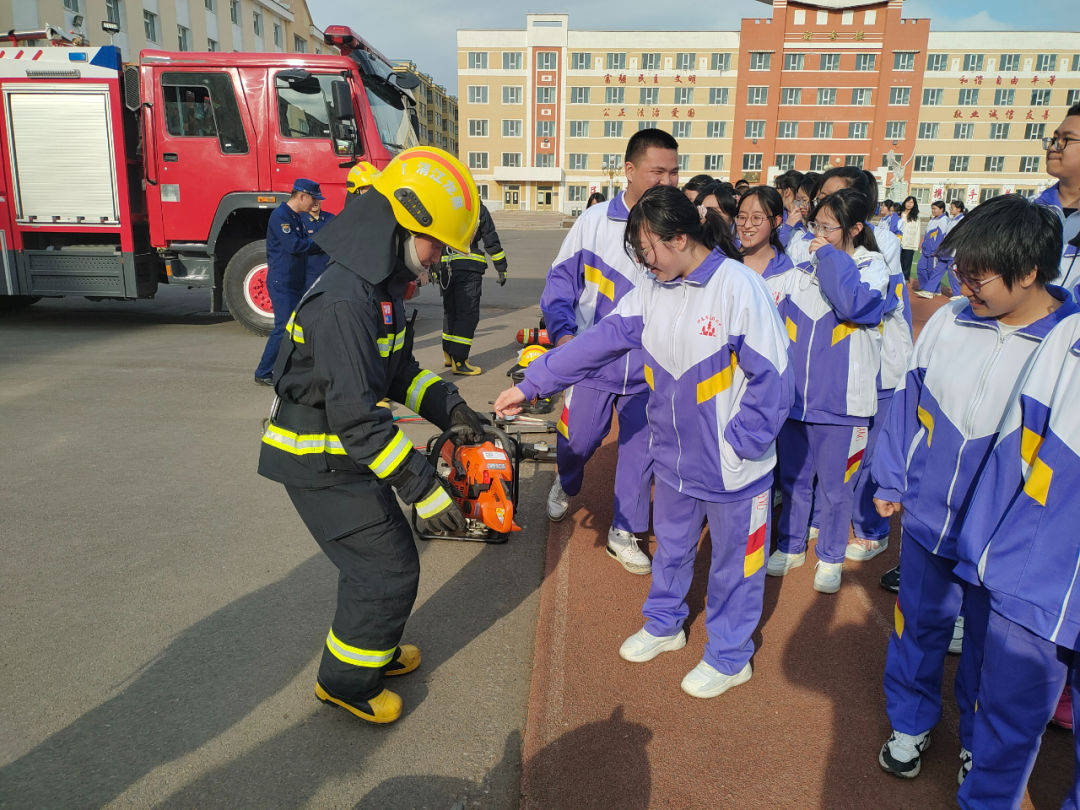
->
xmin=873 ymin=194 xmax=1078 ymax=781
xmin=953 ymin=310 xmax=1080 ymax=808
xmin=915 ymin=201 xmax=951 ymax=294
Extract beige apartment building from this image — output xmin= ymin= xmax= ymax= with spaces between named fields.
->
xmin=458 ymin=7 xmax=1080 ymax=214
xmin=394 ymin=60 xmax=459 ymax=155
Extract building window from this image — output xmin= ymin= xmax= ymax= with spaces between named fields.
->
xmin=889 ymin=87 xmax=911 ymax=106
xmin=848 ymin=121 xmax=868 ymax=139
xmin=105 ymin=0 xmax=123 ymax=26
xmin=950 ymin=155 xmax=970 ymax=172
xmin=743 ymin=153 xmax=763 ymax=171
xmin=784 ymin=53 xmax=805 ymax=71
xmin=1035 ymin=53 xmax=1056 ymax=72
xmin=63 ymin=0 xmax=79 ymax=10
xmin=468 ymin=52 xmax=488 ymax=70
xmin=229 ymin=0 xmax=239 ymax=25
xmin=502 ymin=119 xmax=522 ymax=137
xmin=704 ymin=154 xmax=725 ymax=171
xmin=677 ymin=154 xmax=690 ymax=171
xmin=604 ymin=121 xmax=623 ymax=138
xmin=864 ymin=9 xmax=876 ymax=23
xmin=637 ymin=121 xmax=652 ymax=131
xmin=979 ymin=187 xmax=1000 ymax=203
xmin=477 ymin=184 xmax=489 ymax=201
xmin=842 ymin=10 xmax=854 ymax=25
xmin=999 ymin=53 xmax=1021 ymax=72
xmin=816 ymin=10 xmax=828 ymax=24
xmin=706 ymin=121 xmax=727 ymax=138
xmin=984 ymin=155 xmax=1005 ymax=172
xmin=1030 ymin=89 xmax=1051 ymax=106
xmin=844 ymin=155 xmax=865 ymax=168
xmin=502 ymin=86 xmax=521 ymax=104
xmin=208 ymin=38 xmax=219 ymax=51
xmin=963 ymin=54 xmax=985 ymax=72
xmin=918 ymin=122 xmax=939 ymax=139
xmin=568 ymin=153 xmax=587 ymax=170
xmin=503 ymin=52 xmax=523 ymax=70
xmin=778 ymin=121 xmax=798 ymax=138
xmin=536 ymin=121 xmax=555 ymax=137
xmin=989 ymin=123 xmax=1010 ymax=140
xmin=922 ymin=88 xmax=943 ymax=106
xmin=468 ymin=152 xmax=488 ymax=170
xmin=468 ymin=119 xmax=488 ymax=137
xmin=501 ymin=152 xmax=522 ymax=167
xmin=1020 ymin=156 xmax=1040 ymax=173
xmin=571 ymin=52 xmax=591 ymax=70
xmin=292 ymin=35 xmax=306 ymax=53
xmin=676 ymin=52 xmax=695 ymax=71
xmin=143 ymin=10 xmax=158 ymax=42
xmin=746 ymin=120 xmax=766 ymax=139
xmin=817 ymin=88 xmax=837 ymax=105
xmin=781 ymin=88 xmax=802 ymax=105
xmin=570 ymin=87 xmax=589 ymax=104
xmin=750 ymin=52 xmax=771 ymax=71
xmin=468 ymin=86 xmax=488 ymax=104
xmin=954 ymin=123 xmax=975 ymax=139
xmin=993 ymin=88 xmax=1015 ymax=106
xmin=536 ymin=87 xmax=556 ymax=104
xmin=820 ymin=53 xmax=840 ymax=71
xmin=641 ymin=52 xmax=660 ymax=70
xmin=926 ymin=54 xmax=948 ymax=71
xmin=273 ymin=22 xmax=283 ymax=48
xmin=854 ymin=53 xmax=877 ymax=72
xmin=885 ymin=121 xmax=907 ymax=140
xmin=848 ymin=88 xmax=870 ymax=106
xmin=709 ymin=87 xmax=730 ymax=105
xmin=958 ymin=88 xmax=979 ymax=106
xmin=1069 ymin=90 xmax=1080 ymax=106
xmin=607 ymin=87 xmax=625 ymax=104
xmin=813 ymin=121 xmax=833 ymax=138
xmin=914 ymin=155 xmax=934 ymax=172
xmin=607 ymin=53 xmax=626 ymax=70
xmin=1073 ymin=55 xmax=1080 ymax=72
xmin=536 ymin=154 xmax=554 ymax=168
xmin=253 ymin=10 xmax=265 ymax=36
xmin=894 ymin=52 xmax=916 ymax=71
xmin=1025 ymin=122 xmax=1046 ymax=140
xmin=568 ymin=185 xmax=587 ymax=202
xmin=177 ymin=24 xmax=191 ymax=50
xmin=711 ymin=53 xmax=731 ymax=71
xmin=809 ymin=154 xmax=831 ymax=171
xmin=672 ymin=121 xmax=692 ymax=138
xmin=569 ymin=120 xmax=589 ymax=137
xmin=537 ymin=52 xmax=557 ymax=71
xmin=793 ymin=9 xmax=806 ymax=24
xmin=747 ymin=86 xmax=768 ymax=105
xmin=775 ymin=153 xmax=795 ymax=171
xmin=674 ymin=88 xmax=693 ymax=105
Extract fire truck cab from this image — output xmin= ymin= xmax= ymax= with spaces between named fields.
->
xmin=0 ymin=26 xmax=418 ymax=333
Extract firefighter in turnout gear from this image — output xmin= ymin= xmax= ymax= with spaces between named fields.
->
xmin=258 ymin=146 xmax=487 ymax=725
xmin=439 ymin=202 xmax=507 ymax=375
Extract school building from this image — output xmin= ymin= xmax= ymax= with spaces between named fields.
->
xmin=456 ymin=2 xmax=1080 ymax=214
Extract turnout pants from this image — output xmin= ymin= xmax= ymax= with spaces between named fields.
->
xmin=644 ymin=479 xmax=771 ymax=674
xmin=255 ymin=273 xmax=300 ymax=379
xmin=884 ymin=533 xmax=989 ymax=748
xmin=776 ymin=420 xmax=868 ymax=564
xmin=959 ymin=609 xmax=1080 ymax=809
xmin=555 ymin=385 xmax=652 ymax=533
xmin=286 ymin=480 xmax=420 ymax=702
xmin=441 ymin=267 xmax=484 ymax=362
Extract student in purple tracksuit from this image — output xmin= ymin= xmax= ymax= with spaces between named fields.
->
xmin=872 ymin=195 xmax=1078 ymax=783
xmin=538 ymin=128 xmax=679 ymax=575
xmin=766 ymin=188 xmax=890 ymax=595
xmin=916 ymin=201 xmax=951 ymax=293
xmin=953 ymin=310 xmax=1080 ymax=808
xmin=1034 ymin=102 xmax=1080 ymax=293
xmin=735 ymin=186 xmax=794 ymax=282
xmin=495 ymin=186 xmax=793 ymax=699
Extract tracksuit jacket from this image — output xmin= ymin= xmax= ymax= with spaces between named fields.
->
xmin=520 ymin=248 xmax=794 ymax=502
xmin=1033 ymin=183 xmax=1080 ymax=292
xmin=884 ymin=211 xmax=903 ymax=236
xmin=914 ymin=214 xmax=950 ymax=286
xmin=769 ymin=244 xmax=890 ymax=423
xmin=539 ymin=192 xmax=649 ymax=395
xmin=871 ymin=289 xmax=1079 ymax=559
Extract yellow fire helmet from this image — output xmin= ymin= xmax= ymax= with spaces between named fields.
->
xmin=518 ymin=344 xmax=548 ymax=368
xmin=371 ymin=146 xmax=479 ymax=254
xmin=345 ymin=161 xmax=380 ymax=193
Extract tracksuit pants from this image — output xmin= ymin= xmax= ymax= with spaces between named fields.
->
xmin=776 ymin=420 xmax=868 ymax=564
xmin=441 ymin=267 xmax=483 ymax=362
xmin=850 ymin=393 xmax=893 ymax=542
xmin=286 ymin=480 xmax=420 ymax=703
xmin=884 ymin=533 xmax=989 ymax=748
xmin=918 ymin=258 xmax=961 ymax=296
xmin=644 ymin=478 xmax=771 ymax=675
xmin=959 ymin=609 xmax=1080 ymax=809
xmin=555 ymin=385 xmax=652 ymax=533
xmin=255 ymin=273 xmax=300 ymax=379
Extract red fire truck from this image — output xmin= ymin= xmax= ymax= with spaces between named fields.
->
xmin=0 ymin=25 xmax=419 ymax=333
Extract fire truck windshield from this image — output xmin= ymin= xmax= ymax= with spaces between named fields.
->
xmin=363 ymin=80 xmax=418 ymax=154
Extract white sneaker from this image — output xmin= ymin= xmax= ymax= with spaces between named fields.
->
xmin=957 ymin=747 xmax=972 ymax=786
xmin=949 ymin=616 xmax=964 ymax=655
xmin=606 ymin=527 xmax=651 ymax=574
xmin=808 ymin=526 xmax=820 ymax=542
xmin=846 ymin=538 xmax=889 ymax=562
xmin=813 ymin=561 xmax=843 ymax=593
xmin=547 ymin=478 xmax=570 ymax=521
xmin=619 ymin=627 xmax=686 ymax=662
xmin=879 ymin=729 xmax=931 ymax=778
xmin=680 ymin=660 xmax=752 ymax=699
xmin=766 ymin=549 xmax=806 ymax=577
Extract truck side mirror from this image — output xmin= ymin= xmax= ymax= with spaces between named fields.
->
xmin=393 ymin=71 xmax=420 ymax=91
xmin=331 ymin=80 xmax=354 ymax=120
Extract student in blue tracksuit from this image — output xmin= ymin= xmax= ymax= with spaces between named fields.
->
xmin=915 ymin=201 xmax=951 ymax=293
xmin=872 ymin=194 xmax=1078 ymax=782
xmin=881 ymin=200 xmax=903 ymax=237
xmin=1034 ymin=102 xmax=1080 ymax=293
xmin=774 ymin=170 xmax=804 ymax=248
xmin=496 ymin=185 xmax=793 ymax=699
xmin=735 ymin=186 xmax=793 ymax=281
xmin=302 ymin=200 xmax=336 ymax=291
xmin=953 ymin=310 xmax=1080 ymax=808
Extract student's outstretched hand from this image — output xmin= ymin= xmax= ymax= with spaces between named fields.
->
xmin=494 ymin=386 xmax=527 ymax=418
xmin=874 ymin=497 xmax=901 ymax=518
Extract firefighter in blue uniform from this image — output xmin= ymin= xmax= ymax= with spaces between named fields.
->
xmin=302 ymin=199 xmax=335 ymax=291
xmin=254 ymin=178 xmax=325 ymax=385
xmin=257 ymin=147 xmax=488 ymax=725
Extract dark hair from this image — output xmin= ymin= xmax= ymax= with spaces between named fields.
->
xmin=940 ymin=194 xmax=1060 ymax=290
xmin=625 ymin=128 xmax=679 ymax=164
xmin=881 ymin=198 xmax=894 ymax=210
xmin=901 ymin=196 xmax=920 ymax=221
xmin=713 ymin=181 xmax=735 ymax=197
xmin=860 ymin=170 xmax=880 ymax=210
xmin=624 ymin=184 xmax=742 ymax=265
xmin=774 ymin=170 xmax=804 ymax=194
xmin=699 ymin=181 xmax=738 ymax=222
xmin=820 ymin=165 xmax=874 ymax=204
xmin=1068 ymin=103 xmax=1080 ymax=117
xmin=809 ymin=188 xmax=880 ymax=253
xmin=797 ymin=173 xmax=821 ymax=202
xmin=949 ymin=199 xmax=966 ymax=213
xmin=586 ymin=191 xmax=607 ymax=207
xmin=683 ymin=174 xmax=714 ymax=194
xmin=734 ymin=178 xmax=751 ymax=189
xmin=931 ymin=200 xmax=946 ymax=214
xmin=736 ymin=186 xmax=785 ymax=253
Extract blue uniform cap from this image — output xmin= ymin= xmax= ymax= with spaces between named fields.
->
xmin=291 ymin=178 xmax=324 ymax=200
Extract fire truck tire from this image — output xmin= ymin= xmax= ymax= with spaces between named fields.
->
xmin=0 ymin=296 xmax=40 ymax=312
xmin=224 ymin=241 xmax=274 ymax=336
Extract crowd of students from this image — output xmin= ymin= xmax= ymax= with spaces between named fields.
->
xmin=494 ymin=102 xmax=1080 ymax=807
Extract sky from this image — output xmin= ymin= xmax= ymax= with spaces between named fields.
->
xmin=307 ymin=0 xmax=1078 ymax=90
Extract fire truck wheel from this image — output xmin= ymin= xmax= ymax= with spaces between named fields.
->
xmin=0 ymin=296 xmax=40 ymax=312
xmin=224 ymin=241 xmax=274 ymax=336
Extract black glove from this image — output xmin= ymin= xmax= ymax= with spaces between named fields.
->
xmin=497 ymin=270 xmax=507 ymax=286
xmin=450 ymin=402 xmax=490 ymax=442
xmin=415 ymin=481 xmax=466 ymax=535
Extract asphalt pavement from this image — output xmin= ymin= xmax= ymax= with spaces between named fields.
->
xmin=0 ymin=228 xmax=567 ymax=809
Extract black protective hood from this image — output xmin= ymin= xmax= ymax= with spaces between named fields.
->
xmin=313 ymin=189 xmax=414 ymax=292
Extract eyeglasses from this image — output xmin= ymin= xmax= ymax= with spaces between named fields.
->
xmin=633 ymin=236 xmax=664 ymax=267
xmin=735 ymin=214 xmax=767 ymax=228
xmin=954 ymin=271 xmax=1002 ymax=295
xmin=807 ymin=222 xmax=843 ymax=235
xmin=1042 ymin=136 xmax=1080 ymax=152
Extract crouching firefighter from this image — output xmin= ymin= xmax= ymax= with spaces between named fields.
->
xmin=257 ymin=146 xmax=489 ymax=725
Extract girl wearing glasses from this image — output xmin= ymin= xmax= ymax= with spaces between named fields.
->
xmin=734 ymin=186 xmax=793 ymax=281
xmin=1034 ymin=102 xmax=1080 ymax=293
xmin=493 ymin=185 xmax=793 ymax=700
xmin=765 ymin=188 xmax=890 ymax=595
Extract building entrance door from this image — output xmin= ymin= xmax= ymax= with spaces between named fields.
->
xmin=503 ymin=185 xmax=520 ymax=210
xmin=537 ymin=185 xmax=553 ymax=211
